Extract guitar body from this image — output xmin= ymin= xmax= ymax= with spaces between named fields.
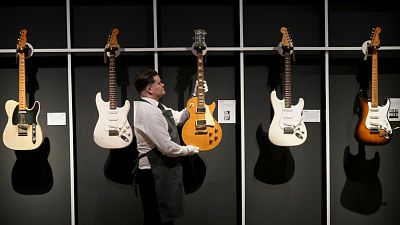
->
xmin=182 ymin=97 xmax=222 ymax=151
xmin=354 ymin=95 xmax=392 ymax=145
xmin=268 ymin=90 xmax=307 ymax=146
xmin=3 ymin=100 xmax=43 ymax=150
xmin=93 ymin=92 xmax=133 ymax=149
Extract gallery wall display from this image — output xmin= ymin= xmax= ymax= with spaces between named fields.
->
xmin=0 ymin=1 xmax=399 ymax=225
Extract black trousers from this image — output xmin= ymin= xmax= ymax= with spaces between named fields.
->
xmin=137 ymin=169 xmax=174 ymax=225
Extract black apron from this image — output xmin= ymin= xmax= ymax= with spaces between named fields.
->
xmin=140 ymin=99 xmax=184 ymax=222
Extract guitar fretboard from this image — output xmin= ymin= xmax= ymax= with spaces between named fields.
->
xmin=371 ymin=48 xmax=379 ymax=108
xmin=284 ymin=53 xmax=292 ymax=108
xmin=196 ymin=53 xmax=206 ymax=108
xmin=109 ymin=54 xmax=117 ymax=110
xmin=18 ymin=52 xmax=27 ymax=111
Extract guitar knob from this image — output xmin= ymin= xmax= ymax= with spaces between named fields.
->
xmin=215 ymin=128 xmax=218 ymax=133
xmin=214 ymin=135 xmax=218 ymax=141
xmin=209 ymin=139 xmax=213 ymax=144
xmin=209 ymin=133 xmax=212 ymax=137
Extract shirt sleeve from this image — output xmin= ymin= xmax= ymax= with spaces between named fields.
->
xmin=166 ymin=107 xmax=189 ymax=126
xmin=140 ymin=107 xmax=189 ymax=157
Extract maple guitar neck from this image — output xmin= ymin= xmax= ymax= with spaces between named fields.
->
xmin=371 ymin=48 xmax=378 ymax=107
xmin=18 ymin=51 xmax=27 ymax=111
xmin=284 ymin=52 xmax=292 ymax=108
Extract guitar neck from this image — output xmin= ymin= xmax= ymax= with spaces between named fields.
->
xmin=196 ymin=53 xmax=206 ymax=107
xmin=18 ymin=52 xmax=27 ymax=111
xmin=109 ymin=54 xmax=117 ymax=110
xmin=371 ymin=49 xmax=378 ymax=108
xmin=284 ymin=53 xmax=292 ymax=108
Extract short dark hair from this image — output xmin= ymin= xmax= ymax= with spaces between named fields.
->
xmin=134 ymin=68 xmax=158 ymax=93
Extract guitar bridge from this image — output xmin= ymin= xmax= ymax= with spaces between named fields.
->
xmin=195 ymin=119 xmax=207 ymax=129
xmin=369 ymin=127 xmax=380 ymax=133
xmin=283 ymin=126 xmax=294 ymax=134
xmin=18 ymin=124 xmax=28 ymax=136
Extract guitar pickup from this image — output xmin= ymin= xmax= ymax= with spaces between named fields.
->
xmin=370 ymin=108 xmax=379 ymax=112
xmin=283 ymin=127 xmax=294 ymax=134
xmin=370 ymin=122 xmax=380 ymax=126
xmin=196 ymin=107 xmax=206 ymax=114
xmin=109 ymin=130 xmax=119 ymax=136
xmin=18 ymin=111 xmax=27 ymax=124
xmin=195 ymin=131 xmax=208 ymax=135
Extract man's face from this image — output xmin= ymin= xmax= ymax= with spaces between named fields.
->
xmin=148 ymin=75 xmax=165 ymax=99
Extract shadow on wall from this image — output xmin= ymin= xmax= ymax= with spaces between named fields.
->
xmin=340 ymin=145 xmax=382 ymax=215
xmin=253 ymin=124 xmax=295 ymax=185
xmin=12 ymin=137 xmax=53 ymax=194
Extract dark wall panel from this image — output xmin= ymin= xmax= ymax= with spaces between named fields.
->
xmin=329 ymin=1 xmax=400 ymax=46
xmin=0 ymin=57 xmax=71 ymax=225
xmin=159 ymin=4 xmax=237 ymax=47
xmin=244 ymin=53 xmax=324 ymax=225
xmin=330 ymin=55 xmax=400 ymax=225
xmin=72 ymin=3 xmax=153 ymax=48
xmin=244 ymin=3 xmax=324 ymax=47
xmin=158 ymin=53 xmax=239 ymax=225
xmin=73 ymin=55 xmax=152 ymax=225
xmin=0 ymin=6 xmax=66 ymax=49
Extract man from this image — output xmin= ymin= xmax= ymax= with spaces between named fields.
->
xmin=134 ymin=68 xmax=200 ymax=225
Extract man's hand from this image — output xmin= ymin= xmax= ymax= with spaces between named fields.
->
xmin=186 ymin=145 xmax=200 ymax=155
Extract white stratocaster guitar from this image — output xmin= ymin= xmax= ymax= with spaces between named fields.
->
xmin=93 ymin=28 xmax=133 ymax=149
xmin=3 ymin=28 xmax=44 ymax=150
xmin=268 ymin=27 xmax=307 ymax=146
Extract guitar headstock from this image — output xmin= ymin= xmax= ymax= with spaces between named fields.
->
xmin=106 ymin=28 xmax=119 ymax=52
xmin=370 ymin=26 xmax=381 ymax=49
xmin=280 ymin=26 xmax=294 ymax=53
xmin=16 ymin=28 xmax=28 ymax=53
xmin=193 ymin=29 xmax=207 ymax=53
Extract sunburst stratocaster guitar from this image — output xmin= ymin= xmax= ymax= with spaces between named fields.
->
xmin=93 ymin=28 xmax=133 ymax=149
xmin=268 ymin=27 xmax=307 ymax=146
xmin=3 ymin=29 xmax=44 ymax=150
xmin=354 ymin=27 xmax=392 ymax=145
xmin=182 ymin=29 xmax=222 ymax=151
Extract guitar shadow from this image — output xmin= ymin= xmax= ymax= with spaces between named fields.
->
xmin=253 ymin=124 xmax=295 ymax=184
xmin=104 ymin=139 xmax=138 ymax=185
xmin=175 ymin=65 xmax=207 ymax=194
xmin=12 ymin=137 xmax=53 ymax=194
xmin=340 ymin=145 xmax=382 ymax=214
xmin=103 ymin=63 xmax=138 ymax=185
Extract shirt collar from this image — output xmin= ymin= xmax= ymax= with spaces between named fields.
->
xmin=141 ymin=97 xmax=159 ymax=107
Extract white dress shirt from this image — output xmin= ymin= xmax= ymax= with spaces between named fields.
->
xmin=135 ymin=97 xmax=190 ymax=169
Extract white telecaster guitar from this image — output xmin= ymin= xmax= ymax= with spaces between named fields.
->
xmin=3 ymin=29 xmax=44 ymax=150
xmin=93 ymin=28 xmax=133 ymax=149
xmin=268 ymin=27 xmax=307 ymax=146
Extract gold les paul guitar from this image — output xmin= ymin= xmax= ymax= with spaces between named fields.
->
xmin=182 ymin=29 xmax=222 ymax=151
xmin=3 ymin=29 xmax=44 ymax=150
xmin=354 ymin=27 xmax=392 ymax=145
